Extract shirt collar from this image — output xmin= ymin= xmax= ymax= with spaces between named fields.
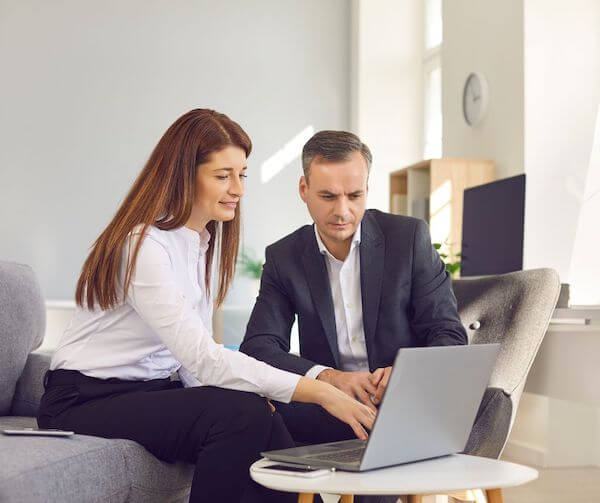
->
xmin=313 ymin=222 xmax=362 ymax=259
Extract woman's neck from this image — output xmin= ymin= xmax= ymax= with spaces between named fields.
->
xmin=185 ymin=207 xmax=209 ymax=233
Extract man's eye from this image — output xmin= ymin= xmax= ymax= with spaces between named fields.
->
xmin=322 ymin=195 xmax=334 ymax=200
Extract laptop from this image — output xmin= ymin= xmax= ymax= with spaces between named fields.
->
xmin=262 ymin=343 xmax=500 ymax=472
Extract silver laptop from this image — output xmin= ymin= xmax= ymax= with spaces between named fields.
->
xmin=262 ymin=343 xmax=500 ymax=472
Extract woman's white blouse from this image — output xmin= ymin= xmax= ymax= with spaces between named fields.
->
xmin=50 ymin=225 xmax=301 ymax=403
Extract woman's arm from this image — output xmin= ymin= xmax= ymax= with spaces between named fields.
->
xmin=124 ymin=233 xmax=298 ymax=401
xmin=124 ymin=232 xmax=375 ymax=438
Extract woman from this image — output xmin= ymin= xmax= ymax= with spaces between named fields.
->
xmin=38 ymin=109 xmax=375 ymax=503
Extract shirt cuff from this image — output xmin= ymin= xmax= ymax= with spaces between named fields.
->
xmin=305 ymin=365 xmax=331 ymax=380
xmin=266 ymin=368 xmax=302 ymax=403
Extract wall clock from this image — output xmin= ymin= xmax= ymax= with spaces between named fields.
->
xmin=462 ymin=72 xmax=489 ymax=127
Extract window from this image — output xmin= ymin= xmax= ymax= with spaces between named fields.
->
xmin=423 ymin=0 xmax=443 ymax=159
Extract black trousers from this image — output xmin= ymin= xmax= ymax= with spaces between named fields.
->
xmin=38 ymin=369 xmax=296 ymax=503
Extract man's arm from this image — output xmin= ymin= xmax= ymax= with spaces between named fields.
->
xmin=409 ymin=219 xmax=468 ymax=346
xmin=239 ymin=247 xmax=322 ymax=375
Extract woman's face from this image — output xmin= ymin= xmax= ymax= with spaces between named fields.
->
xmin=193 ymin=145 xmax=247 ymax=223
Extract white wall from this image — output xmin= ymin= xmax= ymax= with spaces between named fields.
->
xmin=352 ymin=0 xmax=424 ymax=211
xmin=442 ymin=0 xmax=524 ymax=180
xmin=523 ymin=0 xmax=600 ymax=303
xmin=443 ymin=0 xmax=600 ymax=468
xmin=0 ymin=0 xmax=351 ymax=301
xmin=443 ymin=0 xmax=600 ymax=303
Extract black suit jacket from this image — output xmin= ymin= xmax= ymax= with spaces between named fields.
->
xmin=240 ymin=210 xmax=467 ymax=374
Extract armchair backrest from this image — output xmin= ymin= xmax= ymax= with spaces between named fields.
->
xmin=453 ymin=268 xmax=560 ymax=457
xmin=0 ymin=261 xmax=46 ymax=415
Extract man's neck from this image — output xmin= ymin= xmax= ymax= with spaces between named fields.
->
xmin=318 ymin=230 xmax=353 ymax=262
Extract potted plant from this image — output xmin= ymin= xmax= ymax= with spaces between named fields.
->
xmin=433 ymin=242 xmax=461 ymax=277
xmin=238 ymin=249 xmax=263 ymax=280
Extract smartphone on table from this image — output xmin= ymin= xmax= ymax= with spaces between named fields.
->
xmin=253 ymin=462 xmax=332 ymax=478
xmin=2 ymin=427 xmax=74 ymax=437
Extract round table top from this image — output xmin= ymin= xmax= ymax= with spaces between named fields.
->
xmin=250 ymin=454 xmax=538 ymax=496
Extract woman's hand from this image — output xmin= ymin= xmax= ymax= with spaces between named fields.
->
xmin=318 ymin=384 xmax=376 ymax=440
xmin=291 ymin=377 xmax=376 ymax=440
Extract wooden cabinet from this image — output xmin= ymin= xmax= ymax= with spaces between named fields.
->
xmin=389 ymin=158 xmax=495 ymax=258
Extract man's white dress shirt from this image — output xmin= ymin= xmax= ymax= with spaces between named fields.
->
xmin=51 ymin=224 xmax=300 ymax=403
xmin=305 ymin=223 xmax=369 ymax=379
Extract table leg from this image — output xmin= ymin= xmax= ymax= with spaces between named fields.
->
xmin=298 ymin=493 xmax=314 ymax=503
xmin=485 ymin=489 xmax=503 ymax=503
xmin=407 ymin=496 xmax=423 ymax=503
xmin=340 ymin=495 xmax=354 ymax=503
xmin=446 ymin=489 xmax=487 ymax=502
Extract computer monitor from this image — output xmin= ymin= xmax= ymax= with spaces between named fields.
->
xmin=460 ymin=174 xmax=526 ymax=277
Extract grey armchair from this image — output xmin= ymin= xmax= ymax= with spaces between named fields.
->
xmin=458 ymin=268 xmax=560 ymax=460
xmin=407 ymin=268 xmax=560 ymax=503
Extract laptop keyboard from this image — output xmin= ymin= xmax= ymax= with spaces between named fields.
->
xmin=308 ymin=447 xmax=365 ymax=464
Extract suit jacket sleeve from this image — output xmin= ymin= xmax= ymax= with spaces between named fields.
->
xmin=239 ymin=246 xmax=319 ymax=375
xmin=409 ymin=220 xmax=468 ymax=346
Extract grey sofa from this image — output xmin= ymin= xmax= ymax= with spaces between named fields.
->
xmin=0 ymin=261 xmax=194 ymax=503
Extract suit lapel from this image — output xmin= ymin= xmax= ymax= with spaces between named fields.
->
xmin=302 ymin=229 xmax=340 ymax=367
xmin=360 ymin=211 xmax=385 ymax=370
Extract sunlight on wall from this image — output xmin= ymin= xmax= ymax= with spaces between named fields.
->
xmin=569 ymin=105 xmax=600 ymax=304
xmin=429 ymin=179 xmax=452 ymax=250
xmin=260 ymin=126 xmax=315 ymax=184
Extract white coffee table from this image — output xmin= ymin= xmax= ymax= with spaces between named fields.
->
xmin=250 ymin=454 xmax=538 ymax=503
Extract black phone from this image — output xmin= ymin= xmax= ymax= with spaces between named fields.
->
xmin=2 ymin=428 xmax=74 ymax=437
xmin=253 ymin=463 xmax=331 ymax=478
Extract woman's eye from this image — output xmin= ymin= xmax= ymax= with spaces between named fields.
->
xmin=240 ymin=174 xmax=248 ymax=179
xmin=216 ymin=175 xmax=228 ymax=180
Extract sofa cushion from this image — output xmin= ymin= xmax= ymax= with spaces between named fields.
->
xmin=0 ymin=262 xmax=46 ymax=415
xmin=10 ymin=351 xmax=52 ymax=416
xmin=0 ymin=416 xmax=130 ymax=502
xmin=0 ymin=416 xmax=193 ymax=502
xmin=120 ymin=442 xmax=193 ymax=503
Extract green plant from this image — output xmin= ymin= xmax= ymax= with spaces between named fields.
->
xmin=238 ymin=249 xmax=263 ymax=279
xmin=433 ymin=242 xmax=461 ymax=276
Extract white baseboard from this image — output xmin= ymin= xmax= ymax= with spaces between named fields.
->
xmin=503 ymin=439 xmax=547 ymax=467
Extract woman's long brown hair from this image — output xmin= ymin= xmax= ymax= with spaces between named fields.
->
xmin=75 ymin=109 xmax=251 ymax=310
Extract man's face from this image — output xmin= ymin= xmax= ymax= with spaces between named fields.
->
xmin=299 ymin=151 xmax=368 ymax=248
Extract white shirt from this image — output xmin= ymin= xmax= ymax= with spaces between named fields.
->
xmin=305 ymin=223 xmax=369 ymax=379
xmin=51 ymin=224 xmax=300 ymax=403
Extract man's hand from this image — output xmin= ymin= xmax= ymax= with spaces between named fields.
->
xmin=316 ymin=369 xmax=378 ymax=412
xmin=370 ymin=366 xmax=392 ymax=405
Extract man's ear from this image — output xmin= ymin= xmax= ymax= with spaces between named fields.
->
xmin=299 ymin=176 xmax=308 ymax=203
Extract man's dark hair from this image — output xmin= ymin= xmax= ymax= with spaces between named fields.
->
xmin=301 ymin=130 xmax=372 ymax=181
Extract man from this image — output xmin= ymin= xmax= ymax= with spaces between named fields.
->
xmin=240 ymin=130 xmax=467 ymax=444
